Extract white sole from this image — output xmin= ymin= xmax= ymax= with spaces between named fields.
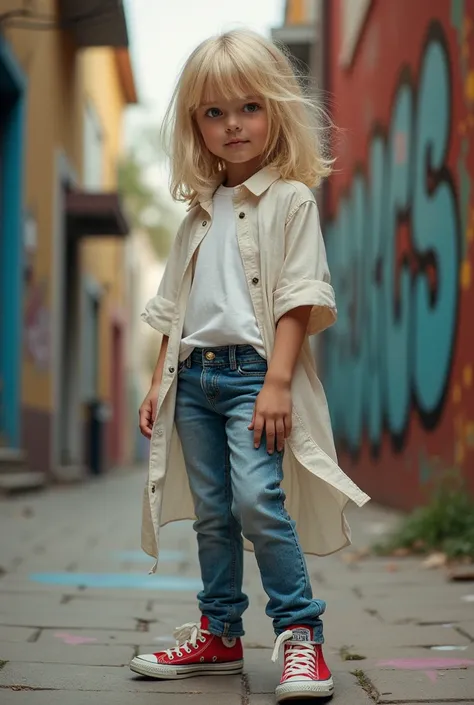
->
xmin=130 ymin=656 xmax=244 ymax=679
xmin=276 ymin=676 xmax=335 ymax=700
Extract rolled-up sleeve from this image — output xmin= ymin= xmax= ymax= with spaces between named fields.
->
xmin=273 ymin=199 xmax=337 ymax=336
xmin=140 ymin=224 xmax=184 ymax=336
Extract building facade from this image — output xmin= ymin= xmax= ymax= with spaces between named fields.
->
xmin=0 ymin=0 xmax=137 ymax=485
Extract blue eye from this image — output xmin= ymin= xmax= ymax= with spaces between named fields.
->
xmin=243 ymin=103 xmax=261 ymax=113
xmin=205 ymin=107 xmax=222 ymax=118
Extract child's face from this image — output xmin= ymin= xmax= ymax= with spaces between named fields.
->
xmin=195 ymin=96 xmax=268 ymax=167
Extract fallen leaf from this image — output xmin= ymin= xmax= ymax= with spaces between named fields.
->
xmin=341 ymin=548 xmax=370 ymax=564
xmin=422 ymin=553 xmax=447 ymax=569
xmin=391 ymin=547 xmax=412 ymax=558
xmin=386 ymin=562 xmax=399 ymax=572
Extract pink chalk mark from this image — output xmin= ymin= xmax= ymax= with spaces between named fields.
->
xmin=54 ymin=631 xmax=98 ymax=646
xmin=377 ymin=658 xmax=474 ymax=685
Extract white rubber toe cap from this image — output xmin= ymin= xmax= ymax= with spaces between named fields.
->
xmin=134 ymin=654 xmax=159 ymax=664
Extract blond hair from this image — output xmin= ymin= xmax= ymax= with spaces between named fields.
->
xmin=163 ymin=29 xmax=333 ymax=203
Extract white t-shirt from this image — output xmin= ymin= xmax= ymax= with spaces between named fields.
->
xmin=180 ymin=185 xmax=265 ymax=358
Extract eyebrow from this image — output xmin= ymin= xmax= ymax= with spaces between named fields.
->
xmin=200 ymin=96 xmax=259 ymax=108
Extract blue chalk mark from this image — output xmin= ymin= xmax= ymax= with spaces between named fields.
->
xmin=29 ymin=573 xmax=202 ymax=591
xmin=113 ymin=550 xmax=186 ymax=563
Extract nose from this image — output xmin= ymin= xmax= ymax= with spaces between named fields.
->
xmin=225 ymin=114 xmax=242 ymax=133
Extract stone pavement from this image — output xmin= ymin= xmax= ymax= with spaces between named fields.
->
xmin=0 ymin=466 xmax=473 ymax=704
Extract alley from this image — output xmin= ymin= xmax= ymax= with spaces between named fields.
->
xmin=0 ymin=468 xmax=473 ymax=704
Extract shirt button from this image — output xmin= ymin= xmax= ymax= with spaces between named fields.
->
xmin=168 ymin=366 xmax=175 ymax=373
xmin=151 ymin=485 xmax=156 ymax=494
xmin=252 ymin=277 xmax=259 ymax=285
xmin=202 ymin=220 xmax=207 ymax=227
xmin=157 ymin=428 xmax=163 ymax=436
xmin=239 ymin=212 xmax=245 ymax=219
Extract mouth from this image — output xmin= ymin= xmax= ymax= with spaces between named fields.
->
xmin=225 ymin=139 xmax=249 ymax=146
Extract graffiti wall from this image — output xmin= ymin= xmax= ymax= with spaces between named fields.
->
xmin=324 ymin=0 xmax=474 ymax=509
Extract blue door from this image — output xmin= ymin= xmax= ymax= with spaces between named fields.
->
xmin=0 ymin=37 xmax=26 ymax=447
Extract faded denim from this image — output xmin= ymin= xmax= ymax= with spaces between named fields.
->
xmin=174 ymin=344 xmax=326 ymax=641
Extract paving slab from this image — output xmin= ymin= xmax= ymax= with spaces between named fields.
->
xmin=36 ymin=628 xmax=169 ymax=647
xmin=0 ymin=692 xmax=242 ymax=705
xmin=0 ymin=662 xmax=242 ymax=693
xmin=338 ymin=642 xmax=473 ymax=660
xmin=0 ymin=582 xmax=197 ymax=601
xmin=324 ymin=622 xmax=471 ymax=649
xmin=0 ymin=609 xmax=140 ymax=630
xmin=364 ymin=599 xmax=474 ymax=626
xmin=459 ymin=620 xmax=474 ymax=640
xmin=0 ymin=627 xmax=37 ymax=643
xmin=0 ymin=642 xmax=134 ymax=665
xmin=244 ymin=648 xmax=286 ymax=694
xmin=0 ymin=581 xmax=77 ymax=595
xmin=368 ymin=667 xmax=474 ymax=702
xmin=0 ymin=594 xmax=64 ymax=612
xmin=0 ymin=598 xmax=150 ymax=621
xmin=353 ymin=582 xmax=474 ymax=600
xmin=249 ymin=670 xmax=373 ymax=704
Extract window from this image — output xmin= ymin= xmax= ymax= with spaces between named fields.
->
xmin=83 ymin=100 xmax=104 ymax=190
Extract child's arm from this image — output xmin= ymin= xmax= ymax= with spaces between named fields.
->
xmin=266 ymin=306 xmax=313 ymax=386
xmin=249 ymin=307 xmax=311 ymax=454
xmin=139 ymin=335 xmax=169 ymax=439
xmin=139 ymin=218 xmax=186 ymax=439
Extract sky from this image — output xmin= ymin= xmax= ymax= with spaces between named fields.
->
xmin=123 ymin=0 xmax=286 ymax=146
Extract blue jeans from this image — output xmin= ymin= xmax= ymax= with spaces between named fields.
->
xmin=174 ymin=345 xmax=326 ymax=641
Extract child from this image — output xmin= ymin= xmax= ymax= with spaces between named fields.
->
xmin=130 ymin=29 xmax=370 ymax=702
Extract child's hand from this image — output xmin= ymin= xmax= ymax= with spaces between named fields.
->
xmin=139 ymin=384 xmax=160 ymax=439
xmin=248 ymin=379 xmax=292 ymax=454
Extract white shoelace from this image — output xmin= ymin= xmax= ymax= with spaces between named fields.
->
xmin=271 ymin=630 xmax=317 ymax=678
xmin=164 ymin=621 xmax=210 ymax=659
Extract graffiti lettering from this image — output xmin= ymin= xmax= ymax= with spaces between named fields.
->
xmin=324 ymin=25 xmax=460 ymax=456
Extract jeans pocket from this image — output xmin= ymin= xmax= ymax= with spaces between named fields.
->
xmin=237 ymin=360 xmax=267 ymax=377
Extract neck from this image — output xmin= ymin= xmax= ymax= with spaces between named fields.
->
xmin=224 ymin=156 xmax=263 ymax=187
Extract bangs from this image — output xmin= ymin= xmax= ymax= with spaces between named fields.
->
xmin=186 ymin=43 xmax=274 ymax=111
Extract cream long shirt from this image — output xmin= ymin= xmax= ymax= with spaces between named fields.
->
xmin=141 ymin=167 xmax=370 ymax=574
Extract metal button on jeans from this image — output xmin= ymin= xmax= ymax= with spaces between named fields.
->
xmin=205 ymin=351 xmax=215 ymax=361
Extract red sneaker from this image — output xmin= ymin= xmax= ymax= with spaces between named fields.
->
xmin=130 ymin=615 xmax=243 ymax=679
xmin=272 ymin=625 xmax=334 ymax=700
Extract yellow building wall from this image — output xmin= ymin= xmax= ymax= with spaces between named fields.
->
xmin=80 ymin=48 xmax=127 ymax=401
xmin=286 ymin=0 xmax=307 ymax=24
xmin=4 ymin=7 xmax=128 ymax=411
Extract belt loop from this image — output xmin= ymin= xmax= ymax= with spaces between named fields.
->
xmin=186 ymin=355 xmax=192 ymax=368
xmin=229 ymin=345 xmax=237 ymax=370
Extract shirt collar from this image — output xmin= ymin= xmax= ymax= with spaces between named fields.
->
xmin=187 ymin=166 xmax=280 ymax=211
